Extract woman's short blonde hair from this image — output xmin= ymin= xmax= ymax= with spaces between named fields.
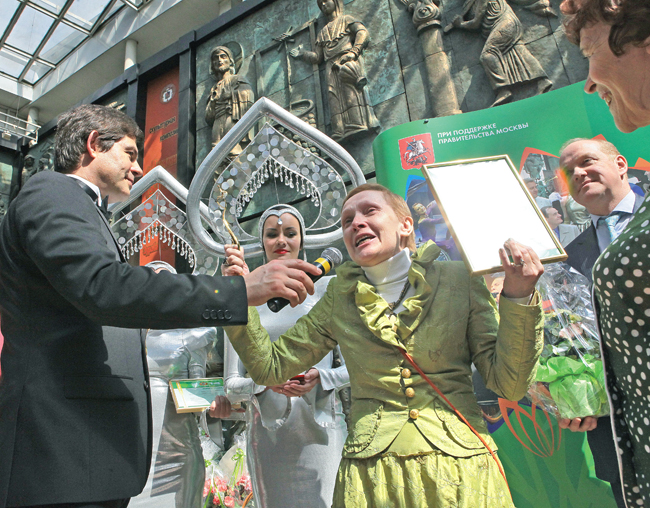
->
xmin=342 ymin=183 xmax=416 ymax=251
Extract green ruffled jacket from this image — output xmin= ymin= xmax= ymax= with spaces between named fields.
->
xmin=226 ymin=241 xmax=544 ymax=460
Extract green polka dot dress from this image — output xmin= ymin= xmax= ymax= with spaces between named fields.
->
xmin=593 ymin=195 xmax=650 ymax=507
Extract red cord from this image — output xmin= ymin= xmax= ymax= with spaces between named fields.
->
xmin=398 ymin=348 xmax=511 ymax=497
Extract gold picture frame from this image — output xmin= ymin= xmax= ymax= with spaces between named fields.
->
xmin=421 ymin=155 xmax=567 ymax=275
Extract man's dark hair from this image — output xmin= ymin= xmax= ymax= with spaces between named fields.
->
xmin=540 ymin=206 xmax=553 ymax=218
xmin=55 ymin=104 xmax=143 ymax=174
xmin=561 ymin=0 xmax=650 ymax=56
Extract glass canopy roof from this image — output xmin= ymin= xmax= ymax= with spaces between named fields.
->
xmin=0 ymin=0 xmax=146 ymax=86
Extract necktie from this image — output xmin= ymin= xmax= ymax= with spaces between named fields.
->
xmin=98 ymin=197 xmax=111 ymax=219
xmin=598 ymin=213 xmax=622 ymax=242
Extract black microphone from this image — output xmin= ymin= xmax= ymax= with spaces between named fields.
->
xmin=267 ymin=247 xmax=343 ymax=313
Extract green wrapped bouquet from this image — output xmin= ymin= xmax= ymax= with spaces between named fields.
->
xmin=528 ymin=265 xmax=610 ymax=419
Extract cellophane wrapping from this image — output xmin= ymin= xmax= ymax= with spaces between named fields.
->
xmin=203 ymin=433 xmax=253 ymax=507
xmin=528 ymin=263 xmax=610 ymax=420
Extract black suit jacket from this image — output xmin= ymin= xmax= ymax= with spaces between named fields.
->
xmin=565 ymin=225 xmax=599 ymax=283
xmin=0 ymin=171 xmax=248 ymax=507
xmin=565 ymin=192 xmax=645 ymax=283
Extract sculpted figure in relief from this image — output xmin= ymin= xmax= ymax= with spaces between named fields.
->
xmin=401 ymin=0 xmax=462 ymax=117
xmin=205 ymin=46 xmax=255 ymax=151
xmin=405 ymin=0 xmax=442 ymax=31
xmin=447 ymin=0 xmax=553 ymax=107
xmin=21 ymin=155 xmax=36 ymax=187
xmin=290 ymin=0 xmax=379 ymax=141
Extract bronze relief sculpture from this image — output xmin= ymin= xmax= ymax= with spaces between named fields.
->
xmin=205 ymin=46 xmax=255 ymax=151
xmin=290 ymin=0 xmax=379 ymax=141
xmin=21 ymin=155 xmax=36 ymax=187
xmin=401 ymin=0 xmax=462 ymax=117
xmin=445 ymin=0 xmax=553 ymax=107
xmin=408 ymin=0 xmax=442 ymax=30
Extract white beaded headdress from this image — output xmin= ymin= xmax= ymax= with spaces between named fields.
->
xmin=258 ymin=204 xmax=306 ymax=261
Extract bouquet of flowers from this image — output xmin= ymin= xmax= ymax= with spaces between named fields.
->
xmin=528 ymin=263 xmax=610 ymax=420
xmin=203 ymin=434 xmax=253 ymax=507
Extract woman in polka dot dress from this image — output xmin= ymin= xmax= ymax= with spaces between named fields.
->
xmin=593 ymin=197 xmax=650 ymax=507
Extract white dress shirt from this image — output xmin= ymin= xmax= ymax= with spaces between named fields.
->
xmin=66 ymin=174 xmax=103 ymax=206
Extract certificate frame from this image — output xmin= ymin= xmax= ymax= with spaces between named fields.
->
xmin=421 ymin=154 xmax=567 ymax=275
xmin=169 ymin=377 xmax=225 ymax=413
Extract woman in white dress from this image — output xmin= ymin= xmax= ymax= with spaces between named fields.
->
xmin=222 ymin=204 xmax=349 ymax=508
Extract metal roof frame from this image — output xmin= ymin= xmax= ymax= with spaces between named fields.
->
xmin=0 ymin=0 xmax=146 ymax=86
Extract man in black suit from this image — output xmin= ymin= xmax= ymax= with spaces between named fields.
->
xmin=0 ymin=104 xmax=318 ymax=508
xmin=560 ymin=137 xmax=643 ymax=508
xmin=562 ymin=138 xmax=644 ymax=284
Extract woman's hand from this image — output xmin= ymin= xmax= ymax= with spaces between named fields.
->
xmin=269 ymin=368 xmax=321 ymax=397
xmin=268 ymin=382 xmax=299 ymax=396
xmin=209 ymin=395 xmax=232 ymax=418
xmin=499 ymin=238 xmax=544 ymax=299
xmin=558 ymin=416 xmax=598 ymax=432
xmin=221 ymin=244 xmax=249 ymax=277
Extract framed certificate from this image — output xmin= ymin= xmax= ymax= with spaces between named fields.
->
xmin=169 ymin=377 xmax=226 ymax=413
xmin=421 ymin=155 xmax=567 ymax=275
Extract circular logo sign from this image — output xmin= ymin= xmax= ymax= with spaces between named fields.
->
xmin=160 ymin=84 xmax=176 ymax=103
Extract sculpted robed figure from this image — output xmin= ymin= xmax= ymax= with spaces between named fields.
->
xmin=205 ymin=46 xmax=255 ymax=151
xmin=291 ymin=0 xmax=379 ymax=141
xmin=447 ymin=0 xmax=552 ymax=107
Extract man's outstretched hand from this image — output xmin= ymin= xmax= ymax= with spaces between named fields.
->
xmin=243 ymin=259 xmax=321 ymax=307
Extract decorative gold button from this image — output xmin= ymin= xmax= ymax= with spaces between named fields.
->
xmin=409 ymin=409 xmax=419 ymax=420
xmin=405 ymin=387 xmax=415 ymax=398
xmin=402 ymin=368 xmax=412 ymax=379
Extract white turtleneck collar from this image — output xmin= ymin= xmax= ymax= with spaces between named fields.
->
xmin=361 ymin=248 xmax=415 ymax=314
xmin=362 ymin=248 xmax=412 ymax=286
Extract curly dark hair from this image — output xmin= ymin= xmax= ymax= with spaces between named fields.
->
xmin=561 ymin=0 xmax=650 ymax=56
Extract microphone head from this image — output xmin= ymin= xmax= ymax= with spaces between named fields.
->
xmin=321 ymin=247 xmax=343 ymax=267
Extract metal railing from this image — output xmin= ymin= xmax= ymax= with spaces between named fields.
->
xmin=0 ymin=111 xmax=39 ymax=143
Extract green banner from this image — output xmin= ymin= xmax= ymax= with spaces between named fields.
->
xmin=374 ymin=82 xmax=650 ymax=191
xmin=492 ymin=401 xmax=615 ymax=508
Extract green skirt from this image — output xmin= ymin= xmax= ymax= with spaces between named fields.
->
xmin=332 ymin=451 xmax=514 ymax=508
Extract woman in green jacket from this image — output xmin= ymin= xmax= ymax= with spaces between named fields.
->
xmin=226 ymin=183 xmax=544 ymax=507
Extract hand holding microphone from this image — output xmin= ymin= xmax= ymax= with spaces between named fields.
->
xmin=243 ymin=257 xmax=321 ymax=307
xmin=267 ymin=247 xmax=343 ymax=312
